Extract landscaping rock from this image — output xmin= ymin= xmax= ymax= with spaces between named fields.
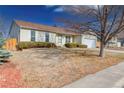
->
xmin=0 ymin=63 xmax=26 ymax=88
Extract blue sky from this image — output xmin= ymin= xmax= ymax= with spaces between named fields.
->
xmin=0 ymin=5 xmax=77 ymax=37
xmin=0 ymin=5 xmax=98 ymax=37
xmin=0 ymin=5 xmax=123 ymax=38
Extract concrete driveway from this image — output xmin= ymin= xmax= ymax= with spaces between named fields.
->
xmin=64 ymin=49 xmax=124 ymax=88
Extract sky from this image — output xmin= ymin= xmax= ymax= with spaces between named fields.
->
xmin=0 ymin=5 xmax=123 ymax=38
xmin=0 ymin=5 xmax=78 ymax=37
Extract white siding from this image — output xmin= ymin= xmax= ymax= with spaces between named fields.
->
xmin=19 ymin=29 xmax=57 ymax=43
xmin=73 ymin=35 xmax=81 ymax=44
xmin=81 ymin=34 xmax=96 ymax=44
xmin=35 ymin=31 xmax=45 ymax=42
xmin=81 ymin=34 xmax=96 ymax=40
xmin=108 ymin=36 xmax=118 ymax=43
xmin=70 ymin=36 xmax=73 ymax=43
xmin=62 ymin=35 xmax=66 ymax=45
xmin=81 ymin=34 xmax=97 ymax=48
xmin=49 ymin=32 xmax=56 ymax=43
xmin=55 ymin=35 xmax=61 ymax=46
xmin=35 ymin=31 xmax=56 ymax=43
xmin=55 ymin=34 xmax=74 ymax=46
xmin=55 ymin=34 xmax=64 ymax=46
xmin=11 ymin=22 xmax=98 ymax=48
xmin=55 ymin=35 xmax=58 ymax=45
xmin=20 ymin=28 xmax=31 ymax=41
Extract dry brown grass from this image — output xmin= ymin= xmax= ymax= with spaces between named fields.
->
xmin=10 ymin=48 xmax=124 ymax=88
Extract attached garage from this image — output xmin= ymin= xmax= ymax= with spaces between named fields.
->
xmin=81 ymin=34 xmax=97 ymax=48
xmin=82 ymin=39 xmax=96 ymax=48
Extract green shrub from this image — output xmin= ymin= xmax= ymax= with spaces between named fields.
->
xmin=16 ymin=42 xmax=57 ymax=50
xmin=77 ymin=44 xmax=87 ymax=48
xmin=0 ymin=38 xmax=5 ymax=48
xmin=65 ymin=43 xmax=87 ymax=48
xmin=65 ymin=43 xmax=78 ymax=48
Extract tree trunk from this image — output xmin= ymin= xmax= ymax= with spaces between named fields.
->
xmin=99 ymin=42 xmax=105 ymax=58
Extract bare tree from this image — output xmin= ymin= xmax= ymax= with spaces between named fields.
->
xmin=57 ymin=5 xmax=124 ymax=57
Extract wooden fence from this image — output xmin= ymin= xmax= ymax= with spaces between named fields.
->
xmin=3 ymin=38 xmax=17 ymax=51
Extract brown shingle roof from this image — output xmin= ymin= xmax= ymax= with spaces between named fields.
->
xmin=15 ymin=20 xmax=80 ymax=35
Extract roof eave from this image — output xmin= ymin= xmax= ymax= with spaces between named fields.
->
xmin=20 ymin=26 xmax=79 ymax=36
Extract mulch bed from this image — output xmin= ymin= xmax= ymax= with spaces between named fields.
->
xmin=0 ymin=63 xmax=27 ymax=88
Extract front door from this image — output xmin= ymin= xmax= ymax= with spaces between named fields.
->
xmin=66 ymin=36 xmax=71 ymax=43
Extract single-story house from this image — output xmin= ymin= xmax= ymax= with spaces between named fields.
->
xmin=9 ymin=20 xmax=97 ymax=48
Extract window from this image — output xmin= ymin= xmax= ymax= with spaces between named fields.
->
xmin=66 ymin=36 xmax=71 ymax=43
xmin=58 ymin=35 xmax=62 ymax=43
xmin=38 ymin=32 xmax=44 ymax=42
xmin=31 ymin=30 xmax=35 ymax=41
xmin=45 ymin=32 xmax=49 ymax=42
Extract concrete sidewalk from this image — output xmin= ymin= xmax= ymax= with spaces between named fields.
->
xmin=90 ymin=48 xmax=124 ymax=54
xmin=64 ymin=61 xmax=124 ymax=88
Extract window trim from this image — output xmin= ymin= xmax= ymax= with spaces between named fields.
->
xmin=31 ymin=30 xmax=35 ymax=41
xmin=58 ymin=35 xmax=62 ymax=43
xmin=66 ymin=36 xmax=71 ymax=43
xmin=45 ymin=32 xmax=49 ymax=42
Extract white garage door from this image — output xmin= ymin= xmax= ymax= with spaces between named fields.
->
xmin=83 ymin=39 xmax=96 ymax=48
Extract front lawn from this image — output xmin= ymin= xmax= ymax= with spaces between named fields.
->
xmin=7 ymin=48 xmax=124 ymax=87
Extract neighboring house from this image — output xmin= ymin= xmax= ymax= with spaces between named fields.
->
xmin=118 ymin=38 xmax=124 ymax=46
xmin=9 ymin=20 xmax=97 ymax=48
xmin=106 ymin=36 xmax=119 ymax=47
xmin=117 ymin=31 xmax=124 ymax=47
xmin=106 ymin=35 xmax=124 ymax=48
xmin=107 ymin=31 xmax=124 ymax=47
